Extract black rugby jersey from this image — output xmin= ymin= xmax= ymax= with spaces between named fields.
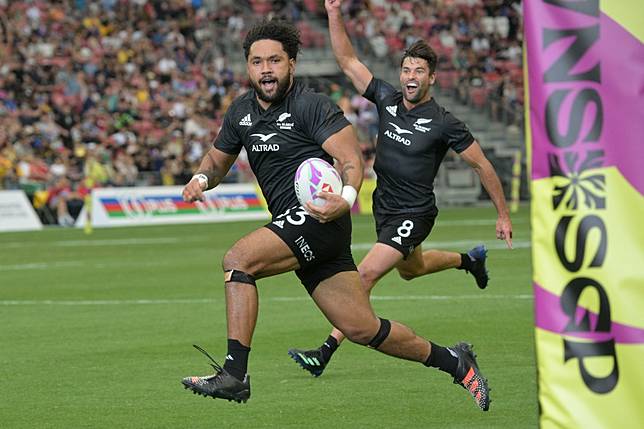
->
xmin=214 ymin=80 xmax=350 ymax=217
xmin=363 ymin=77 xmax=475 ymax=215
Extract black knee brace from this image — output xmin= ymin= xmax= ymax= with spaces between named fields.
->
xmin=224 ymin=269 xmax=256 ymax=286
xmin=367 ymin=318 xmax=391 ymax=349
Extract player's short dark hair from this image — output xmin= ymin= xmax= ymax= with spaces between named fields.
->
xmin=401 ymin=40 xmax=437 ymax=73
xmin=243 ymin=20 xmax=301 ymax=61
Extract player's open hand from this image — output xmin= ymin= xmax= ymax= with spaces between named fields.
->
xmin=305 ymin=191 xmax=350 ymax=223
xmin=325 ymin=0 xmax=342 ymax=14
xmin=497 ymin=215 xmax=513 ymax=249
xmin=182 ymin=177 xmax=206 ymax=202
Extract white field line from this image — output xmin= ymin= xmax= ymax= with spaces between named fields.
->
xmin=0 ymin=294 xmax=533 ymax=306
xmin=0 ymin=239 xmax=530 ymax=271
xmin=1 ymin=237 xmax=184 ymax=249
xmin=0 ymin=217 xmax=528 ymax=249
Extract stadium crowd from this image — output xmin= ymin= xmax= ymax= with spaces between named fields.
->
xmin=0 ymin=0 xmax=523 ymax=225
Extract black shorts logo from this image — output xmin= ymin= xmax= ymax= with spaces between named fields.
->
xmin=294 ymin=235 xmax=315 ymax=262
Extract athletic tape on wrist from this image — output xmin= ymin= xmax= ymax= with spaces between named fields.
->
xmin=341 ymin=185 xmax=357 ymax=208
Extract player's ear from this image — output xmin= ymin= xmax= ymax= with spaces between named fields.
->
xmin=289 ymin=58 xmax=296 ymax=72
xmin=429 ymin=72 xmax=436 ymax=86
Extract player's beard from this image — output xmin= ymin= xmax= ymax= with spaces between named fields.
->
xmin=251 ymin=71 xmax=293 ymax=104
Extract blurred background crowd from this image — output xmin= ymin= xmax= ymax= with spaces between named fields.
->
xmin=0 ymin=0 xmax=523 ymax=225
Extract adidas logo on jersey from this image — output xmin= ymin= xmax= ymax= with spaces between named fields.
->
xmin=239 ymin=114 xmax=252 ymax=126
xmin=386 ymin=105 xmax=398 ymax=117
xmin=273 ymin=220 xmax=285 ymax=229
xmin=413 ymin=118 xmax=432 ymax=133
xmin=392 ymin=236 xmax=402 ymax=245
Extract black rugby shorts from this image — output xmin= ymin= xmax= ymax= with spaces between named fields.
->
xmin=374 ymin=211 xmax=437 ymax=259
xmin=265 ymin=205 xmax=357 ymax=294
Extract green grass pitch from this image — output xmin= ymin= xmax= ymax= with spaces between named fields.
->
xmin=0 ymin=206 xmax=536 ymax=428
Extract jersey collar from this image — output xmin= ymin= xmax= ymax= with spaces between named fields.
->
xmin=399 ymin=96 xmax=436 ymax=114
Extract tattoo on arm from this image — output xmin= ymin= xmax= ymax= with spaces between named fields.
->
xmin=196 ymin=151 xmax=226 ymax=189
xmin=341 ymin=162 xmax=356 ymax=185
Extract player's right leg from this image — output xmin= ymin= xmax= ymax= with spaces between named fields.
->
xmin=288 ymin=243 xmax=402 ymax=376
xmin=182 ymin=227 xmax=301 ymax=403
xmin=310 ymin=270 xmax=491 ymax=411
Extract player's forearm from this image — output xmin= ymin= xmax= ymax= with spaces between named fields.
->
xmin=327 ymin=9 xmax=358 ymax=73
xmin=195 ymin=149 xmax=228 ymax=190
xmin=476 ymin=163 xmax=510 ymax=219
xmin=338 ymin=153 xmax=363 ymax=193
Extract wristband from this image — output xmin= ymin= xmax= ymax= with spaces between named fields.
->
xmin=192 ymin=173 xmax=209 ymax=190
xmin=341 ymin=185 xmax=358 ymax=208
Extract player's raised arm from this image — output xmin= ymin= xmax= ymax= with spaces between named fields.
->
xmin=182 ymin=148 xmax=237 ymax=202
xmin=459 ymin=142 xmax=513 ymax=248
xmin=325 ymin=0 xmax=373 ymax=95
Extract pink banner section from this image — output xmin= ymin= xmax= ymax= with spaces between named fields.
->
xmin=534 ymin=282 xmax=644 ymax=344
xmin=525 ymin=2 xmax=644 ymax=195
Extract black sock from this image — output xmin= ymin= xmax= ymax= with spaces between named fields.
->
xmin=319 ymin=335 xmax=339 ymax=363
xmin=424 ymin=342 xmax=458 ymax=377
xmin=223 ymin=339 xmax=250 ymax=381
xmin=457 ymin=253 xmax=473 ymax=271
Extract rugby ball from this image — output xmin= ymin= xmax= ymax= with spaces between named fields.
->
xmin=294 ymin=158 xmax=342 ymax=207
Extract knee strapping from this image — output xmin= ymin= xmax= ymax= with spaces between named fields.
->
xmin=224 ymin=269 xmax=256 ymax=286
xmin=367 ymin=318 xmax=391 ymax=349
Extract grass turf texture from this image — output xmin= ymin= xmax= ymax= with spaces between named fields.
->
xmin=0 ymin=206 xmax=536 ymax=428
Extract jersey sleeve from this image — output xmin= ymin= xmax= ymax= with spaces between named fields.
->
xmin=298 ymin=93 xmax=351 ymax=145
xmin=362 ymin=77 xmax=397 ymax=108
xmin=213 ymin=108 xmax=243 ymax=155
xmin=443 ymin=111 xmax=475 ymax=153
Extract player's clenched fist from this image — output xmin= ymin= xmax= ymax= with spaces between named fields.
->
xmin=325 ymin=0 xmax=342 ymax=13
xmin=182 ymin=176 xmax=206 ymax=202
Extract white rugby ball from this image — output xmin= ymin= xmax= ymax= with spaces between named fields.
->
xmin=294 ymin=157 xmax=342 ymax=207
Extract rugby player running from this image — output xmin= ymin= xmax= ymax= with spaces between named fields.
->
xmin=180 ymin=19 xmax=491 ymax=411
xmin=288 ymin=0 xmax=512 ymax=394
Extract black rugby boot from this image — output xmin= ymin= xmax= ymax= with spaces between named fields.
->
xmin=288 ymin=348 xmax=327 ymax=377
xmin=181 ymin=345 xmax=251 ymax=403
xmin=466 ymin=245 xmax=489 ymax=289
xmin=450 ymin=342 xmax=491 ymax=411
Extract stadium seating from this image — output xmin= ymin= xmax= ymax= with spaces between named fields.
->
xmin=0 ymin=0 xmax=523 ymax=224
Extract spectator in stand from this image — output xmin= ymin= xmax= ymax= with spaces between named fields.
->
xmin=0 ymin=0 xmax=523 ymax=224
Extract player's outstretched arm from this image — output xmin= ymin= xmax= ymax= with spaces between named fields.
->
xmin=306 ymin=125 xmax=364 ymax=223
xmin=182 ymin=148 xmax=237 ymax=202
xmin=459 ymin=142 xmax=513 ymax=248
xmin=325 ymin=0 xmax=373 ymax=95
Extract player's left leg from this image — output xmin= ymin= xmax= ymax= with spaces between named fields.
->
xmin=330 ymin=243 xmax=404 ymax=341
xmin=310 ymin=270 xmax=491 ymax=411
xmin=396 ymin=245 xmax=461 ymax=280
xmin=288 ymin=243 xmax=404 ymax=375
xmin=396 ymin=244 xmax=490 ymax=289
xmin=182 ymin=227 xmax=300 ymax=403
